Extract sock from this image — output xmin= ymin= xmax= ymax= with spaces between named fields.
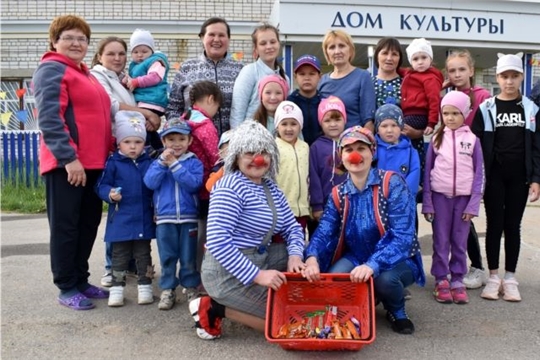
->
xmin=504 ymin=272 xmax=515 ymax=280
xmin=489 ymin=274 xmax=500 ymax=280
xmin=210 ymin=299 xmax=226 ymax=319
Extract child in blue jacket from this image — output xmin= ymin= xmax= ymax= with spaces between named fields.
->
xmin=96 ymin=111 xmax=155 ymax=307
xmin=144 ymin=118 xmax=204 ymax=310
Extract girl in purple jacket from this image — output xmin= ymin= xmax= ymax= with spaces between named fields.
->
xmin=422 ymin=91 xmax=484 ymax=305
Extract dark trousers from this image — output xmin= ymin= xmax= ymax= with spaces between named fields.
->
xmin=467 ymin=221 xmax=483 ymax=269
xmin=45 ymin=169 xmax=103 ymax=291
xmin=483 ymin=160 xmax=529 ymax=272
xmin=111 ymin=240 xmax=152 ymax=286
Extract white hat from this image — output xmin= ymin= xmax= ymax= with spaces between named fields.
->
xmin=496 ymin=52 xmax=523 ymax=74
xmin=274 ymin=101 xmax=304 ymax=129
xmin=114 ymin=110 xmax=147 ymax=143
xmin=130 ymin=28 xmax=155 ymax=52
xmin=406 ymin=38 xmax=433 ymax=63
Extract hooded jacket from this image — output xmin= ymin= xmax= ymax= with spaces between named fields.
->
xmin=376 ymin=134 xmax=420 ymax=195
xmin=32 ymin=52 xmax=112 ymax=174
xmin=401 ymin=67 xmax=444 ymax=129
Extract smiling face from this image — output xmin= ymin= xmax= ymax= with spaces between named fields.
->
xmin=410 ymin=52 xmax=432 ymax=72
xmin=99 ymin=41 xmax=127 ymax=74
xmin=377 ymin=119 xmax=401 ymax=144
xmin=131 ymin=45 xmax=152 ymax=63
xmin=441 ymin=105 xmax=465 ymax=130
xmin=202 ymin=22 xmax=230 ymax=61
xmin=261 ymin=82 xmax=285 ymax=116
xmin=161 ymin=133 xmax=192 ymax=158
xmin=118 ymin=136 xmax=145 ymax=159
xmin=254 ymin=29 xmax=280 ymax=67
xmin=341 ymin=141 xmax=373 ymax=175
xmin=496 ymin=71 xmax=523 ymax=100
xmin=53 ymin=29 xmax=89 ymax=65
xmin=277 ymin=118 xmax=301 ymax=144
xmin=237 ymin=152 xmax=271 ymax=184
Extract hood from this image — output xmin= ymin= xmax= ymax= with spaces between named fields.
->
xmin=376 ymin=134 xmax=413 ymax=150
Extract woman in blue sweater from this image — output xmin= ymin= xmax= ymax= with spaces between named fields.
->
xmin=303 ymin=126 xmax=425 ymax=335
xmin=189 ymin=120 xmax=305 ymax=340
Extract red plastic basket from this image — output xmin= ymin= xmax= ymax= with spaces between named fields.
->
xmin=265 ymin=273 xmax=376 ymax=351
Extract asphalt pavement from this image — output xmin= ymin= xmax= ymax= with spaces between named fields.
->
xmin=1 ymin=204 xmax=540 ymax=360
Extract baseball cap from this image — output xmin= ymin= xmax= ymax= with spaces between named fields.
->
xmin=338 ymin=126 xmax=376 ymax=155
xmin=160 ymin=118 xmax=191 ymax=138
xmin=496 ymin=52 xmax=523 ymax=74
xmin=293 ymin=54 xmax=321 ymax=73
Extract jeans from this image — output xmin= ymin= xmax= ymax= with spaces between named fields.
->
xmin=111 ymin=240 xmax=152 ymax=286
xmin=156 ymin=223 xmax=200 ymax=290
xmin=329 ymin=257 xmax=415 ymax=313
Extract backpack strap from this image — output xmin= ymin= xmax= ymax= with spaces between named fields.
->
xmin=331 ymin=183 xmax=349 ymax=265
xmin=373 ymin=170 xmax=393 ymax=237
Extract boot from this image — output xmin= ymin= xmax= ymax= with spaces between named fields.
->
xmin=108 ymin=286 xmax=124 ymax=307
xmin=138 ymin=284 xmax=154 ymax=305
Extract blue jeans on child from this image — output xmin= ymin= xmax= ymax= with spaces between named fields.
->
xmin=156 ymin=223 xmax=201 ymax=290
xmin=329 ymin=258 xmax=415 ymax=313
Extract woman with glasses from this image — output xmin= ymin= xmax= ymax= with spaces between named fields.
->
xmin=32 ymin=15 xmax=111 ymax=310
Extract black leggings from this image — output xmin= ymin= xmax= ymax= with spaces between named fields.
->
xmin=467 ymin=221 xmax=483 ymax=269
xmin=483 ymin=160 xmax=529 ymax=273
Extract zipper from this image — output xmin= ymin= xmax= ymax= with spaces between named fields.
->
xmin=293 ymin=143 xmax=302 ymax=214
xmin=452 ymin=130 xmax=457 ymax=197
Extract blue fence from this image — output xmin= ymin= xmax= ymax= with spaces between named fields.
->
xmin=1 ymin=130 xmax=41 ymax=187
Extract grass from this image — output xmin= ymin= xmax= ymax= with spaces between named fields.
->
xmin=1 ymin=180 xmax=47 ymax=214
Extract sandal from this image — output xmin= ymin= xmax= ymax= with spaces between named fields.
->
xmin=58 ymin=292 xmax=95 ymax=310
xmin=81 ymin=284 xmax=109 ymax=299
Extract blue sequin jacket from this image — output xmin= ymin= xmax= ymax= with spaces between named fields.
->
xmin=305 ymin=168 xmax=425 ymax=286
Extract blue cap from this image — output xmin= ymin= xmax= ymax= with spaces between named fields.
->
xmin=160 ymin=118 xmax=191 ymax=138
xmin=293 ymin=54 xmax=321 ymax=72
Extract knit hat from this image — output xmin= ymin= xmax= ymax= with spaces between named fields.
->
xmin=440 ymin=90 xmax=472 ymax=118
xmin=160 ymin=118 xmax=191 ymax=138
xmin=496 ymin=52 xmax=523 ymax=74
xmin=257 ymin=74 xmax=289 ymax=100
xmin=224 ymin=120 xmax=279 ymax=181
xmin=318 ymin=96 xmax=347 ymax=125
xmin=218 ymin=130 xmax=233 ymax=148
xmin=114 ymin=110 xmax=147 ymax=143
xmin=293 ymin=54 xmax=321 ymax=73
xmin=374 ymin=104 xmax=404 ymax=132
xmin=130 ymin=28 xmax=155 ymax=52
xmin=406 ymin=38 xmax=433 ymax=63
xmin=338 ymin=126 xmax=376 ymax=155
xmin=274 ymin=101 xmax=304 ymax=129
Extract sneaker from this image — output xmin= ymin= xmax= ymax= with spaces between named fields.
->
xmin=158 ymin=289 xmax=176 ymax=310
xmin=501 ymin=278 xmax=522 ymax=302
xmin=403 ymin=288 xmax=412 ymax=301
xmin=189 ymin=296 xmax=222 ymax=340
xmin=481 ymin=277 xmax=502 ymax=300
xmin=183 ymin=287 xmax=200 ymax=302
xmin=101 ymin=272 xmax=112 ymax=287
xmin=138 ymin=284 xmax=154 ymax=305
xmin=463 ymin=267 xmax=487 ymax=289
xmin=451 ymin=287 xmax=469 ymax=304
xmin=386 ymin=309 xmax=415 ymax=335
xmin=108 ymin=286 xmax=124 ymax=307
xmin=433 ymin=280 xmax=453 ymax=303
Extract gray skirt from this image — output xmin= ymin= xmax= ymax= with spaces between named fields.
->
xmin=201 ymin=243 xmax=288 ymax=319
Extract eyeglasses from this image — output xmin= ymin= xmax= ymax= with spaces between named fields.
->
xmin=58 ymin=36 xmax=89 ymax=44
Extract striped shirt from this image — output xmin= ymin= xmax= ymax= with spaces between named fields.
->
xmin=206 ymin=171 xmax=305 ymax=285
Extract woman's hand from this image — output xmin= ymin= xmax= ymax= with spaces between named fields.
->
xmin=363 ymin=120 xmax=375 ymax=133
xmin=142 ymin=109 xmax=161 ymax=131
xmin=350 ymin=264 xmax=373 ymax=283
xmin=287 ymin=255 xmax=306 ymax=273
xmin=301 ymin=257 xmax=321 ymax=283
xmin=424 ymin=126 xmax=434 ymax=135
xmin=65 ymin=159 xmax=86 ymax=187
xmin=253 ymin=269 xmax=287 ymax=291
xmin=529 ymin=182 xmax=540 ymax=202
xmin=402 ymin=124 xmax=424 ymax=140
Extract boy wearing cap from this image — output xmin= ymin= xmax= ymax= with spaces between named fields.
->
xmin=287 ymin=54 xmax=323 ymax=145
xmin=144 ymin=118 xmax=204 ymax=310
xmin=375 ymin=104 xmax=420 ymax=196
xmin=96 ymin=111 xmax=156 ymax=307
xmin=309 ymin=96 xmax=349 ymax=222
xmin=472 ymin=53 xmax=540 ymax=302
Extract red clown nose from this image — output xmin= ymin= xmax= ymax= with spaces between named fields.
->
xmin=252 ymin=154 xmax=267 ymax=167
xmin=348 ymin=151 xmax=363 ymax=164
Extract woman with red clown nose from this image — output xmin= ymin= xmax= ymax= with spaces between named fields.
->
xmin=303 ymin=125 xmax=425 ymax=335
xmin=189 ymin=120 xmax=306 ymax=340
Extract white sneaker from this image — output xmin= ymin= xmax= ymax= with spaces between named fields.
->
xmin=463 ymin=267 xmax=487 ymax=289
xmin=108 ymin=286 xmax=124 ymax=307
xmin=158 ymin=289 xmax=176 ymax=310
xmin=138 ymin=284 xmax=154 ymax=305
xmin=481 ymin=277 xmax=502 ymax=300
xmin=101 ymin=272 xmax=113 ymax=287
xmin=502 ymin=278 xmax=522 ymax=302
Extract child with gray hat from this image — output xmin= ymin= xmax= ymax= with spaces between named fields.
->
xmin=95 ymin=110 xmax=156 ymax=307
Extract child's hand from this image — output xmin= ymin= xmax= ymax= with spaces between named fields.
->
xmin=442 ymin=78 xmax=452 ymax=89
xmin=424 ymin=126 xmax=434 ymax=135
xmin=160 ymin=148 xmax=177 ymax=166
xmin=312 ymin=210 xmax=323 ymax=222
xmin=529 ymin=182 xmax=540 ymax=202
xmin=462 ymin=213 xmax=474 ymax=222
xmin=127 ymin=78 xmax=137 ymax=92
xmin=109 ymin=187 xmax=122 ymax=202
xmin=424 ymin=213 xmax=434 ymax=223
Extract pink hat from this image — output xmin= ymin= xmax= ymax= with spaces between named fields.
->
xmin=274 ymin=101 xmax=304 ymax=129
xmin=257 ymin=74 xmax=289 ymax=100
xmin=318 ymin=96 xmax=347 ymax=124
xmin=441 ymin=91 xmax=471 ymax=118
